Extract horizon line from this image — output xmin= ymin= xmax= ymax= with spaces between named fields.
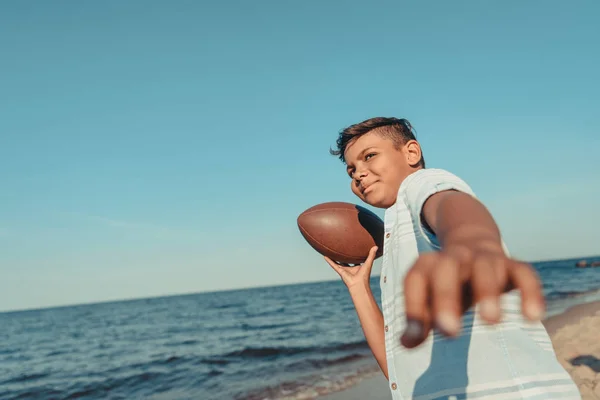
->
xmin=1 ymin=254 xmax=597 ymax=314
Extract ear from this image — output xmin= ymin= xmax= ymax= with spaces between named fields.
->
xmin=404 ymin=140 xmax=422 ymax=167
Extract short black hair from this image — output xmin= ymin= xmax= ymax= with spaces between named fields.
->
xmin=330 ymin=117 xmax=425 ymax=167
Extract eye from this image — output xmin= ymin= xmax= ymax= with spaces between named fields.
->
xmin=365 ymin=152 xmax=376 ymax=161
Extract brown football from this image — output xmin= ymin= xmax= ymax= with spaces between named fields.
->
xmin=297 ymin=202 xmax=384 ymax=265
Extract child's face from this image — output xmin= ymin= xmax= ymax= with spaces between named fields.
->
xmin=344 ymin=131 xmax=419 ymax=209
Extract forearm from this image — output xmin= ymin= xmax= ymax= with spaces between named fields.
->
xmin=348 ymin=283 xmax=388 ymax=379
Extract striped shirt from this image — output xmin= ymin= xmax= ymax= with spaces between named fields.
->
xmin=381 ymin=168 xmax=580 ymax=399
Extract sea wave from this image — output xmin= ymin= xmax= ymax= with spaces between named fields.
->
xmin=222 ymin=339 xmax=368 ymax=360
xmin=235 ymin=364 xmax=381 ymax=400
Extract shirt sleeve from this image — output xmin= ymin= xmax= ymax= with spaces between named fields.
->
xmin=400 ymin=168 xmax=477 ymax=248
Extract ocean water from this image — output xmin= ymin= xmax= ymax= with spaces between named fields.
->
xmin=1 ymin=256 xmax=600 ymax=400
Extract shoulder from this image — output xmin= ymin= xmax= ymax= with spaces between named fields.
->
xmin=395 ymin=168 xmax=477 ymax=245
xmin=398 ymin=168 xmax=476 ymax=212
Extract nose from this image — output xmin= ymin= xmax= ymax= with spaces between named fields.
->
xmin=353 ymin=166 xmax=368 ymax=184
xmin=355 ymin=165 xmax=368 ymax=179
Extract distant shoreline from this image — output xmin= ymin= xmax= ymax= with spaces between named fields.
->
xmin=3 ymin=254 xmax=599 ymax=314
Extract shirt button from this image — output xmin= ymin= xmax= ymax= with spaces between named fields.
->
xmin=391 ymin=383 xmax=397 ymax=390
xmin=385 ymin=325 xmax=389 ymax=332
xmin=383 ymin=276 xmax=387 ymax=283
xmin=385 ymin=232 xmax=391 ymax=239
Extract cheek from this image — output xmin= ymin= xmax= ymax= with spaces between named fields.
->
xmin=371 ymin=160 xmax=388 ymax=177
xmin=382 ymin=167 xmax=405 ymax=196
xmin=351 ymin=182 xmax=367 ymax=200
xmin=381 ymin=163 xmax=401 ymax=183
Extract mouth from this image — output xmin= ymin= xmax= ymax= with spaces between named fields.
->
xmin=361 ymin=182 xmax=377 ymax=195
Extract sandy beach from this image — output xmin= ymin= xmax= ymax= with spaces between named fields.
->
xmin=320 ymin=300 xmax=600 ymax=400
xmin=545 ymin=300 xmax=600 ymax=399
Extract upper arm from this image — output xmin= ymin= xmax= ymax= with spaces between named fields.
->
xmin=420 ymin=190 xmax=457 ymax=236
xmin=402 ymin=169 xmax=478 ymax=245
xmin=421 ymin=190 xmax=500 ymax=245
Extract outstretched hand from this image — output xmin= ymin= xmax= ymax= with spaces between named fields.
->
xmin=324 ymin=246 xmax=379 ymax=290
xmin=400 ymin=248 xmax=545 ymax=348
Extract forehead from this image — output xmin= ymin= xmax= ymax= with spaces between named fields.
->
xmin=344 ymin=130 xmax=395 ymax=162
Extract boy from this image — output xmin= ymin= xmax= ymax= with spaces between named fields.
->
xmin=324 ymin=117 xmax=580 ymax=399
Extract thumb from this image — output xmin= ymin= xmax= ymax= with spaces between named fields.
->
xmin=362 ymin=246 xmax=379 ymax=270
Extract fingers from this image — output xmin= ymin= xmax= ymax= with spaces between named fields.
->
xmin=403 ymin=254 xmax=464 ymax=348
xmin=471 ymin=256 xmax=502 ymax=323
xmin=324 ymin=256 xmax=346 ymax=276
xmin=401 ymin=252 xmax=545 ymax=350
xmin=431 ymin=256 xmax=462 ymax=336
xmin=509 ymin=262 xmax=545 ymax=321
xmin=401 ymin=257 xmax=431 ymax=348
xmin=363 ymin=246 xmax=378 ymax=271
xmin=366 ymin=246 xmax=379 ymax=261
xmin=324 ymin=246 xmax=378 ymax=272
xmin=465 ymin=257 xmax=543 ymax=323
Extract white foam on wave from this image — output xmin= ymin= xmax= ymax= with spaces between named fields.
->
xmin=240 ymin=362 xmax=381 ymax=400
xmin=545 ymin=287 xmax=600 ymax=317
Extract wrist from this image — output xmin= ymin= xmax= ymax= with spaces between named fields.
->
xmin=348 ymin=280 xmax=373 ymax=296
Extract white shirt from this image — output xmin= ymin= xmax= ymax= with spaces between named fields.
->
xmin=380 ymin=168 xmax=580 ymax=399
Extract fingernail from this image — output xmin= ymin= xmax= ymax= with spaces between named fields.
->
xmin=525 ymin=303 xmax=544 ymax=320
xmin=401 ymin=319 xmax=424 ymax=348
xmin=436 ymin=312 xmax=460 ymax=336
xmin=480 ymin=298 xmax=500 ymax=321
xmin=403 ymin=319 xmax=424 ymax=339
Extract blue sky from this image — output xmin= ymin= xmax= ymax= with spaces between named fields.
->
xmin=1 ymin=0 xmax=598 ymax=312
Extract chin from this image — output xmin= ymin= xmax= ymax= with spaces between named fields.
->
xmin=363 ymin=193 xmax=395 ymax=209
xmin=370 ymin=200 xmax=395 ymax=209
